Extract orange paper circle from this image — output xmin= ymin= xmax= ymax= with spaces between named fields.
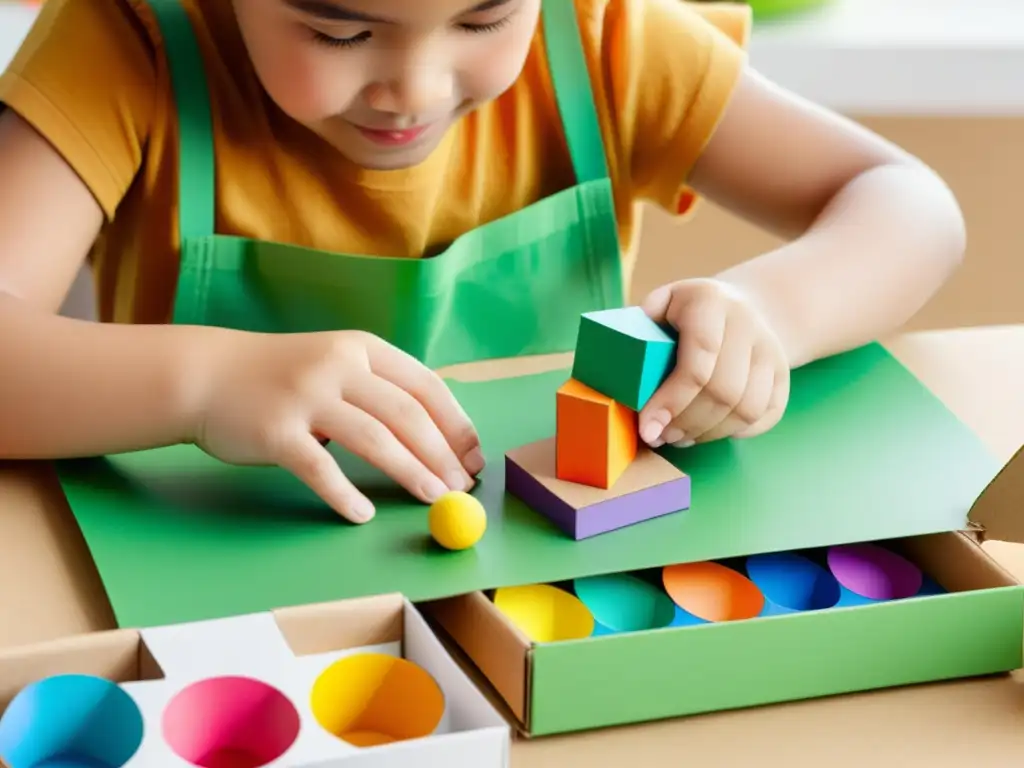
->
xmin=662 ymin=562 xmax=764 ymax=622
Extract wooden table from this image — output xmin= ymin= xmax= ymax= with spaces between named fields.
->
xmin=3 ymin=325 xmax=1024 ymax=766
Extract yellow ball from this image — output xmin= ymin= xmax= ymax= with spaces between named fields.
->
xmin=428 ymin=491 xmax=487 ymax=551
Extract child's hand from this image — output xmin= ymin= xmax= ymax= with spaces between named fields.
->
xmin=637 ymin=278 xmax=791 ymax=449
xmin=193 ymin=330 xmax=484 ymax=524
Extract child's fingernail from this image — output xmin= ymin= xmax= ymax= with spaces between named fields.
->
xmin=424 ymin=475 xmax=450 ymax=501
xmin=352 ymin=498 xmax=375 ymax=522
xmin=463 ymin=447 xmax=485 ymax=475
xmin=640 ymin=422 xmax=661 ymax=444
xmin=662 ymin=427 xmax=686 ymax=445
xmin=446 ymin=470 xmax=471 ymax=493
xmin=675 ymin=439 xmax=696 ymax=449
xmin=640 ymin=409 xmax=672 ymax=444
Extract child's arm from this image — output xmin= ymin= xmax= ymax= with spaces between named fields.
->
xmin=0 ymin=110 xmax=213 ymax=457
xmin=0 ymin=111 xmax=481 ymax=522
xmin=637 ymin=66 xmax=964 ymax=449
xmin=687 ymin=67 xmax=965 ymax=370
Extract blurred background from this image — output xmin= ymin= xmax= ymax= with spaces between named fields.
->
xmin=2 ymin=0 xmax=1022 ymax=332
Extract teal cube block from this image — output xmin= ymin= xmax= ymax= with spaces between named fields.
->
xmin=571 ymin=306 xmax=677 ymax=411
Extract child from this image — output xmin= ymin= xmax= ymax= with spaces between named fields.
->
xmin=0 ymin=0 xmax=965 ymax=524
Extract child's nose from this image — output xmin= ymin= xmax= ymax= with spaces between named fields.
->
xmin=369 ymin=68 xmax=455 ymax=118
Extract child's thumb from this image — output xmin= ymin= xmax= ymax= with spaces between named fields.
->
xmin=640 ymin=283 xmax=674 ymax=326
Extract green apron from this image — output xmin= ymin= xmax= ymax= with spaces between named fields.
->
xmin=147 ymin=0 xmax=625 ymax=369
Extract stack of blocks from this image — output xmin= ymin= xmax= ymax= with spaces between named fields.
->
xmin=505 ymin=307 xmax=692 ymax=540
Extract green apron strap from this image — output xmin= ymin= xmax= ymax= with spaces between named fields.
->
xmin=540 ymin=0 xmax=612 ymax=185
xmin=146 ymin=0 xmax=217 ymax=240
xmin=146 ymin=0 xmax=605 ymax=237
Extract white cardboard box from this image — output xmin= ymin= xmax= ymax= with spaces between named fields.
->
xmin=0 ymin=594 xmax=510 ymax=767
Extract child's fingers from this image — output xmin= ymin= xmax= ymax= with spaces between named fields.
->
xmin=276 ymin=432 xmax=376 ymax=524
xmin=639 ymin=294 xmax=727 ymax=446
xmin=668 ymin=318 xmax=754 ymax=444
xmin=316 ymin=401 xmax=452 ymax=508
xmin=693 ymin=354 xmax=776 ymax=443
xmin=734 ymin=364 xmax=791 ymax=439
xmin=366 ymin=338 xmax=484 ymax=475
xmin=345 ymin=372 xmax=474 ymax=492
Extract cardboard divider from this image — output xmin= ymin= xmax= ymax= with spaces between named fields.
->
xmin=423 ymin=532 xmax=1024 ymax=736
xmin=0 ymin=596 xmax=510 ymax=767
xmin=421 ymin=591 xmax=532 ymax=724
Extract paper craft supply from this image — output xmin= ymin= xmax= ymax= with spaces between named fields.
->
xmin=827 ymin=543 xmax=923 ymax=600
xmin=492 ymin=584 xmax=595 ymax=643
xmin=506 ymin=438 xmax=691 ymax=539
xmin=570 ymin=307 xmax=677 ymax=411
xmin=427 ymin=491 xmax=487 ymax=551
xmin=555 ymin=378 xmax=638 ymax=489
xmin=56 ymin=343 xmax=1002 ymax=629
xmin=661 ymin=561 xmax=764 ymax=622
xmin=572 ymin=573 xmax=676 ymax=633
xmin=0 ymin=600 xmax=507 ymax=767
xmin=0 ymin=674 xmax=145 ymax=768
xmin=162 ymin=675 xmax=300 ymax=766
xmin=744 ymin=551 xmax=841 ymax=612
xmin=310 ymin=653 xmax=445 ymax=747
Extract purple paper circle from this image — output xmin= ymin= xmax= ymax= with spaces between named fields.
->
xmin=826 ymin=543 xmax=923 ymax=600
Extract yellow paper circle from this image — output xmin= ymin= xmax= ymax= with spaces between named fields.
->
xmin=310 ymin=653 xmax=445 ymax=747
xmin=428 ymin=491 xmax=487 ymax=550
xmin=493 ymin=584 xmax=595 ymax=643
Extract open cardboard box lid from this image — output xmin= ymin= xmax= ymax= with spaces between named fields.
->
xmin=965 ymin=443 xmax=1024 ymax=545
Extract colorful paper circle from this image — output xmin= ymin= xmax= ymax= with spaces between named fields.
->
xmin=311 ymin=653 xmax=445 ymax=747
xmin=662 ymin=561 xmax=764 ymax=622
xmin=163 ymin=676 xmax=300 ymax=767
xmin=0 ymin=674 xmax=144 ymax=768
xmin=827 ymin=543 xmax=923 ymax=600
xmin=745 ymin=551 xmax=840 ymax=611
xmin=572 ymin=573 xmax=676 ymax=632
xmin=493 ymin=584 xmax=595 ymax=642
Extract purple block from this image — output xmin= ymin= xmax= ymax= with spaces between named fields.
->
xmin=504 ymin=437 xmax=691 ymax=540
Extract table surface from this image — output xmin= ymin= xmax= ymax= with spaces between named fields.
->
xmin=3 ymin=0 xmax=1024 ymax=115
xmin=3 ymin=325 xmax=1024 ymax=765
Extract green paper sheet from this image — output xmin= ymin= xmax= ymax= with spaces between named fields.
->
xmin=57 ymin=343 xmax=1000 ymax=628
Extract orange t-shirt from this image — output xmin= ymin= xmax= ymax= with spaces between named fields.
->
xmin=0 ymin=0 xmax=749 ymax=325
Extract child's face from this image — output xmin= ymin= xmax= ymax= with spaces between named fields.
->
xmin=233 ymin=0 xmax=542 ymax=170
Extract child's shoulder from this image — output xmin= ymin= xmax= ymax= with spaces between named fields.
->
xmin=568 ymin=0 xmax=751 ymax=50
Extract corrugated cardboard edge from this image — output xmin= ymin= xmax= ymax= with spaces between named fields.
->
xmin=966 ymin=444 xmax=1024 ymax=546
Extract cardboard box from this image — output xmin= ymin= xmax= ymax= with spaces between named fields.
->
xmin=0 ymin=594 xmax=510 ymax=766
xmin=422 ymin=452 xmax=1024 ymax=737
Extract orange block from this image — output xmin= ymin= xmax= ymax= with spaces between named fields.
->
xmin=555 ymin=378 xmax=638 ymax=489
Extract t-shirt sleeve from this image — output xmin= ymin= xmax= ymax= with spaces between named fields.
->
xmin=595 ymin=0 xmax=751 ymax=216
xmin=0 ymin=0 xmax=157 ymax=219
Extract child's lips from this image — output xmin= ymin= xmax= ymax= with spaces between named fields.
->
xmin=354 ymin=123 xmax=431 ymax=147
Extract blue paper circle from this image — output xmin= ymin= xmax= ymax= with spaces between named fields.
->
xmin=746 ymin=551 xmax=841 ymax=612
xmin=0 ymin=674 xmax=144 ymax=767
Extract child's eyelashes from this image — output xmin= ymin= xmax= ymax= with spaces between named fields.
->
xmin=310 ymin=29 xmax=370 ymax=49
xmin=458 ymin=16 xmax=512 ymax=34
xmin=308 ymin=15 xmax=512 ymax=49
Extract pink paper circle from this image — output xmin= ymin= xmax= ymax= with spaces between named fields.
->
xmin=827 ymin=543 xmax=923 ymax=600
xmin=163 ymin=676 xmax=300 ymax=768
